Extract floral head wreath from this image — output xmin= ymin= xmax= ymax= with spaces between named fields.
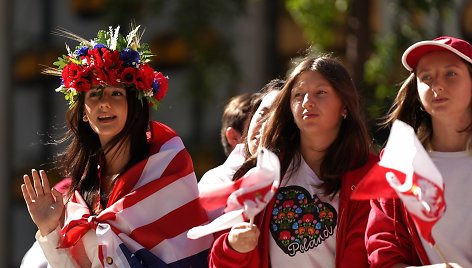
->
xmin=44 ymin=24 xmax=168 ymax=110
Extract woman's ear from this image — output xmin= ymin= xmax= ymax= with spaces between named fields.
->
xmin=83 ymin=113 xmax=89 ymax=122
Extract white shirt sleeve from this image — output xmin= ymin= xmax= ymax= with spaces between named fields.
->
xmin=36 ymin=227 xmax=101 ymax=268
xmin=20 ymin=241 xmax=48 ymax=268
xmin=36 ymin=227 xmax=80 ymax=268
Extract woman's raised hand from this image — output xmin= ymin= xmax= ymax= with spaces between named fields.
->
xmin=21 ymin=169 xmax=64 ymax=236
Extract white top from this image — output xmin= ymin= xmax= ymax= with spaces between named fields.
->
xmin=198 ymin=143 xmax=246 ymax=220
xmin=20 ymin=241 xmax=48 ymax=268
xmin=36 ymin=226 xmax=101 ymax=268
xmin=269 ymin=157 xmax=339 ymax=268
xmin=199 ymin=143 xmax=246 ymax=184
xmin=420 ymin=151 xmax=472 ymax=267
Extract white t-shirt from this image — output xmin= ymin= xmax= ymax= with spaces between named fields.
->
xmin=198 ymin=143 xmax=246 ymax=220
xmin=199 ymin=143 xmax=246 ymax=185
xmin=269 ymin=157 xmax=339 ymax=268
xmin=420 ymin=151 xmax=472 ymax=267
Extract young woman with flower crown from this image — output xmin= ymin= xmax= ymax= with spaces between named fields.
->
xmin=365 ymin=36 xmax=472 ymax=268
xmin=20 ymin=25 xmax=212 ymax=268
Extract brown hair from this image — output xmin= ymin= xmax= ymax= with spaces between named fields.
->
xmin=235 ymin=54 xmax=371 ymax=197
xmin=382 ymin=59 xmax=472 ymax=151
xmin=238 ymin=78 xmax=285 ymax=160
xmin=220 ymin=92 xmax=256 ymax=156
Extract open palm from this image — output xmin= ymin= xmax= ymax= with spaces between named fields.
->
xmin=21 ymin=169 xmax=64 ymax=236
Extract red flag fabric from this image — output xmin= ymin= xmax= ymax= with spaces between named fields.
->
xmin=351 ymin=164 xmax=403 ymax=199
xmin=188 ymin=148 xmax=280 ymax=239
xmin=352 ymin=120 xmax=446 ymax=245
xmin=386 ymin=171 xmax=446 ymax=244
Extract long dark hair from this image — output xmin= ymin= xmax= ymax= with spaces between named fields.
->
xmin=59 ymin=89 xmax=149 ymax=210
xmin=235 ymin=54 xmax=371 ymax=197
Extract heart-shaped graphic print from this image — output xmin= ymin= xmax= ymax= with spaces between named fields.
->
xmin=270 ymin=185 xmax=337 ymax=256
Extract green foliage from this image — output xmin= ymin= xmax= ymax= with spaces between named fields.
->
xmin=364 ymin=34 xmax=404 ymax=114
xmin=364 ymin=1 xmax=454 ymax=123
xmin=172 ymin=0 xmax=243 ymax=102
xmin=55 ymin=85 xmax=78 ymax=108
xmin=53 ymin=55 xmax=70 ymax=69
xmin=105 ymin=0 xmax=244 ymax=104
xmin=139 ymin=43 xmax=153 ymax=63
xmin=285 ymin=0 xmax=456 ymax=135
xmin=285 ymin=0 xmax=349 ymax=49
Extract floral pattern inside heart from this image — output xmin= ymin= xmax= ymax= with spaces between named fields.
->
xmin=270 ymin=185 xmax=337 ymax=256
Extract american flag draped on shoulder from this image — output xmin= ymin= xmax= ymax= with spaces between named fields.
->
xmin=59 ymin=121 xmax=213 ymax=267
xmin=352 ymin=120 xmax=446 ymax=245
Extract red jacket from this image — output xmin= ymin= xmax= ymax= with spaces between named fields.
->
xmin=366 ymin=197 xmax=431 ymax=267
xmin=209 ymin=153 xmax=378 ymax=268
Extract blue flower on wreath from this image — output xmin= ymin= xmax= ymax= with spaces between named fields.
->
xmin=93 ymin=43 xmax=107 ymax=50
xmin=74 ymin=46 xmax=89 ymax=57
xmin=152 ymin=79 xmax=160 ymax=95
xmin=120 ymin=48 xmax=140 ymax=67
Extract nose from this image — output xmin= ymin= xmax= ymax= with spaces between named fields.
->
xmin=98 ymin=94 xmax=111 ymax=109
xmin=430 ymin=76 xmax=444 ymax=93
xmin=302 ymin=93 xmax=314 ymax=108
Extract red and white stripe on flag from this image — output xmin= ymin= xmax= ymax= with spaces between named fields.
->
xmin=188 ymin=148 xmax=280 ymax=239
xmin=60 ymin=121 xmax=213 ymax=266
xmin=352 ymin=120 xmax=446 ymax=245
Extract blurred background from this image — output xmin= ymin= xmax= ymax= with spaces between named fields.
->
xmin=1 ymin=0 xmax=471 ymax=266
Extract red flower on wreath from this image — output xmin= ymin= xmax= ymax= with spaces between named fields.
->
xmin=62 ymin=64 xmax=84 ymax=89
xmin=154 ymin=71 xmax=168 ymax=101
xmin=135 ymin=64 xmax=154 ymax=90
xmin=54 ymin=25 xmax=169 ymax=109
xmin=101 ymin=50 xmax=121 ymax=70
xmin=72 ymin=77 xmax=92 ymax=92
xmin=121 ymin=67 xmax=138 ymax=86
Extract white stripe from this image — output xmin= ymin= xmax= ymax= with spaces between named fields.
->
xmin=109 ymin=173 xmax=199 ymax=234
xmin=187 ymin=209 xmax=245 ymax=239
xmin=117 ymin=232 xmax=146 ymax=253
xmin=133 ymin=136 xmax=185 ymax=190
xmin=149 ymin=230 xmax=213 ymax=264
xmin=96 ymin=223 xmax=132 ymax=268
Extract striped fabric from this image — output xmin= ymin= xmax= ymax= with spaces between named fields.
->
xmin=60 ymin=121 xmax=213 ymax=267
xmin=188 ymin=148 xmax=280 ymax=240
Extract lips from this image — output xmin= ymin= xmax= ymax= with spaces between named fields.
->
xmin=432 ymin=97 xmax=448 ymax=103
xmin=97 ymin=115 xmax=117 ymax=123
xmin=302 ymin=112 xmax=318 ymax=119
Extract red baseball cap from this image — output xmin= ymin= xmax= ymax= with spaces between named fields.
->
xmin=402 ymin=36 xmax=472 ymax=72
